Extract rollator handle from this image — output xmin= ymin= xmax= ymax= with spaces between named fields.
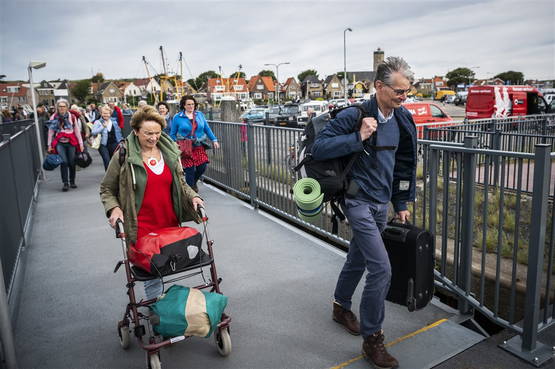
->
xmin=115 ymin=219 xmax=125 ymax=238
xmin=197 ymin=206 xmax=208 ymax=221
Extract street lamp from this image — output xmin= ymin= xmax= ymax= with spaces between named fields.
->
xmin=343 ymin=27 xmax=352 ymax=102
xmin=28 ymin=61 xmax=46 ymax=179
xmin=468 ymin=66 xmax=480 ymax=87
xmin=264 ymin=62 xmax=290 ymax=105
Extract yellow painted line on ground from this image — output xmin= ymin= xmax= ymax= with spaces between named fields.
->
xmin=330 ymin=318 xmax=449 ymax=369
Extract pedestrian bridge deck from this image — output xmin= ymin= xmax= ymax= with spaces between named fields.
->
xmin=13 ymin=152 xmax=533 ymax=369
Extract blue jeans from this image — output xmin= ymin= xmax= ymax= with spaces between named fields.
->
xmin=184 ymin=162 xmax=207 ymax=188
xmin=56 ymin=143 xmax=76 ymax=184
xmin=99 ymin=142 xmax=119 ymax=170
xmin=334 ymin=194 xmax=390 ymax=338
xmin=144 ymin=279 xmax=163 ymax=300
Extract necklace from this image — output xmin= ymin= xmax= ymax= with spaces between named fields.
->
xmin=147 ymin=157 xmax=158 ymax=166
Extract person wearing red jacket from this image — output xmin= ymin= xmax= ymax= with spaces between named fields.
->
xmin=108 ymin=101 xmax=124 ymax=129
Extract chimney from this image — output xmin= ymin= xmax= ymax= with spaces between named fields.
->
xmin=373 ymin=47 xmax=384 ymax=72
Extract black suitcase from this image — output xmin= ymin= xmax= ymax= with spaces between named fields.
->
xmin=382 ymin=222 xmax=435 ymax=311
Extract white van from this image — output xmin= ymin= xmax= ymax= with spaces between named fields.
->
xmin=297 ymin=100 xmax=329 ymax=126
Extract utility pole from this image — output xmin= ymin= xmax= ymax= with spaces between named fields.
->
xmin=344 ymin=27 xmax=352 ymax=101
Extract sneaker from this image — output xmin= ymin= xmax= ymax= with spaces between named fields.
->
xmin=362 ymin=330 xmax=399 ymax=369
xmin=333 ymin=301 xmax=360 ymax=335
xmin=62 ymin=183 xmax=69 ymax=192
xmin=70 ymin=183 xmax=77 ymax=189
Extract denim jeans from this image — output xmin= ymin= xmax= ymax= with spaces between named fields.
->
xmin=98 ymin=142 xmax=119 ymax=170
xmin=184 ymin=162 xmax=207 ymax=188
xmin=144 ymin=279 xmax=163 ymax=300
xmin=334 ymin=194 xmax=390 ymax=338
xmin=56 ymin=143 xmax=76 ymax=184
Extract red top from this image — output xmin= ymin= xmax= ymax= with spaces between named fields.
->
xmin=136 ymin=162 xmax=179 ymax=240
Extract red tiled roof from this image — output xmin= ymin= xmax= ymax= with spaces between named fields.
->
xmin=0 ymin=84 xmax=28 ymax=97
xmin=260 ymin=76 xmax=275 ymax=92
xmin=207 ymin=77 xmax=248 ymax=92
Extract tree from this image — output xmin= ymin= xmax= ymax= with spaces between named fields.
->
xmin=91 ymin=72 xmax=104 ymax=83
xmin=71 ymin=79 xmax=91 ymax=103
xmin=229 ymin=71 xmax=246 ymax=79
xmin=191 ymin=70 xmax=219 ymax=90
xmin=258 ymin=70 xmax=276 ymax=80
xmin=445 ymin=67 xmax=475 ymax=88
xmin=494 ymin=71 xmax=524 ymax=85
xmin=297 ymin=69 xmax=319 ymax=83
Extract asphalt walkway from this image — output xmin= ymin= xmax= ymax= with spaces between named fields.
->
xmin=12 ymin=150 xmax=552 ymax=369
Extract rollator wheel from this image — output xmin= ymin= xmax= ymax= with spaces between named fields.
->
xmin=215 ymin=327 xmax=232 ymax=356
xmin=146 ymin=352 xmax=161 ymax=369
xmin=117 ymin=320 xmax=130 ymax=350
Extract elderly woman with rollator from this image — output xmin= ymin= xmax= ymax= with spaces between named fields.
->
xmin=100 ymin=105 xmax=203 ymax=299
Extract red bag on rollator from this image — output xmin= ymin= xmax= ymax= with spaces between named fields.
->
xmin=128 ymin=227 xmax=204 ymax=275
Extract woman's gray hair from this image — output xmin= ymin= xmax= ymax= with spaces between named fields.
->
xmin=56 ymin=98 xmax=69 ymax=108
xmin=374 ymin=57 xmax=414 ymax=85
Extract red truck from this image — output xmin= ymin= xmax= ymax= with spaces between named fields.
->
xmin=465 ymin=85 xmax=550 ymax=119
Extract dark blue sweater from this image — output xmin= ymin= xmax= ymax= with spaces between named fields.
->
xmin=311 ymin=97 xmax=417 ymax=212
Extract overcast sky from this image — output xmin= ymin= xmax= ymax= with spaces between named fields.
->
xmin=1 ymin=0 xmax=554 ymax=83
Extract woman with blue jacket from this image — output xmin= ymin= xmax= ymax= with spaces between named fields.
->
xmin=92 ymin=105 xmax=124 ymax=170
xmin=170 ymin=95 xmax=220 ymax=192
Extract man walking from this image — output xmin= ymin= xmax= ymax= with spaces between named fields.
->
xmin=312 ymin=56 xmax=417 ymax=369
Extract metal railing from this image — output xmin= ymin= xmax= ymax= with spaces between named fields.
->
xmin=1 ymin=120 xmax=41 ymax=369
xmin=203 ymin=115 xmax=555 ymax=366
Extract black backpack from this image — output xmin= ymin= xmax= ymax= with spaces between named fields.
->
xmin=293 ymin=104 xmax=369 ymax=233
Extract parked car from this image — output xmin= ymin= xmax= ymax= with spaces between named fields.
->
xmin=444 ymin=94 xmax=456 ymax=104
xmin=266 ymin=106 xmax=282 ymax=124
xmin=403 ymin=102 xmax=455 ymax=139
xmin=274 ymin=103 xmax=300 ymax=127
xmin=297 ymin=100 xmax=328 ymax=126
xmin=241 ymin=108 xmax=266 ymax=123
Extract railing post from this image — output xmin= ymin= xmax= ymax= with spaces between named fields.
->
xmin=0 ymin=256 xmax=18 ymax=369
xmin=458 ymin=136 xmax=478 ymax=315
xmin=264 ymin=112 xmax=272 ymax=165
xmin=523 ymin=144 xmax=551 ymax=349
xmin=246 ymin=120 xmax=258 ymax=208
xmin=500 ymin=144 xmax=553 ymax=366
xmin=428 ymin=146 xmax=439 ymax=240
xmin=492 ymin=129 xmax=501 ymax=187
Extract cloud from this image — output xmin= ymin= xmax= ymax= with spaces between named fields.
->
xmin=1 ymin=0 xmax=553 ymax=82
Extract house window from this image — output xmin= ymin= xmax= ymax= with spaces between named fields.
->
xmin=7 ymin=86 xmax=19 ymax=93
xmin=253 ymin=92 xmax=262 ymax=99
xmin=215 ymin=86 xmax=225 ymax=91
xmin=233 ymin=85 xmax=242 ymax=91
xmin=257 ymin=84 xmax=264 ymax=90
xmin=0 ymin=97 xmax=7 ymax=103
xmin=268 ymin=92 xmax=274 ymax=98
xmin=312 ymin=91 xmax=321 ymax=97
xmin=310 ymin=83 xmax=319 ymax=88
xmin=331 ymin=83 xmax=339 ymax=88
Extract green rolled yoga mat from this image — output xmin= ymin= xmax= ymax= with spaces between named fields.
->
xmin=293 ymin=178 xmax=324 ymax=223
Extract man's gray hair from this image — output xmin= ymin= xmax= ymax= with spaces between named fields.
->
xmin=374 ymin=57 xmax=414 ymax=85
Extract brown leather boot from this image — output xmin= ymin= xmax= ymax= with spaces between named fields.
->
xmin=362 ymin=330 xmax=399 ymax=369
xmin=332 ymin=302 xmax=360 ymax=335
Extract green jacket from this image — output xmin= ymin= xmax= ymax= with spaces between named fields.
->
xmin=100 ymin=132 xmax=201 ymax=243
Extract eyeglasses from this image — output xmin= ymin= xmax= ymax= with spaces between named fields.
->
xmin=383 ymin=84 xmax=411 ymax=96
xmin=58 ymin=105 xmax=68 ymax=108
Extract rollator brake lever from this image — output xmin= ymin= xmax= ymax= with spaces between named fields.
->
xmin=114 ymin=261 xmax=123 ymax=273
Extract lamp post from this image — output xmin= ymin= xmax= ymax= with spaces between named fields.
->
xmin=28 ymin=61 xmax=46 ymax=179
xmin=264 ymin=62 xmax=290 ymax=105
xmin=468 ymin=66 xmax=480 ymax=87
xmin=343 ymin=27 xmax=352 ymax=102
